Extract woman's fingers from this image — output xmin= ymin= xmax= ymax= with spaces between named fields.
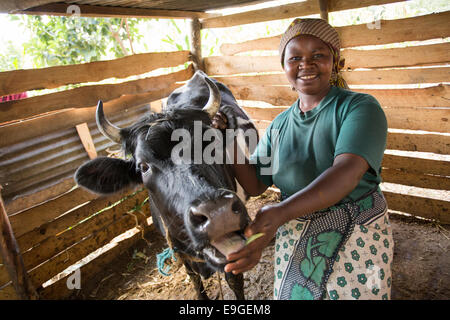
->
xmin=211 ymin=111 xmax=228 ymax=129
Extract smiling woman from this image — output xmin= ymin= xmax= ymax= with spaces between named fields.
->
xmin=220 ymin=18 xmax=393 ymax=301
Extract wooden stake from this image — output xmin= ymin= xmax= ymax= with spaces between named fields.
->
xmin=0 ymin=185 xmax=38 ymax=299
xmin=189 ymin=18 xmax=205 ymax=72
xmin=76 ymin=123 xmax=98 ymax=160
xmin=319 ymin=0 xmax=329 ymax=22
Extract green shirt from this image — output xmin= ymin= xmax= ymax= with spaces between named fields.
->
xmin=250 ymin=86 xmax=387 ymax=202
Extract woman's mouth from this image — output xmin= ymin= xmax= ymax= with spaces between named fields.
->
xmin=298 ymin=74 xmax=319 ymax=81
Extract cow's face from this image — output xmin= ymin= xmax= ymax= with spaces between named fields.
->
xmin=75 ymin=76 xmax=250 ymax=270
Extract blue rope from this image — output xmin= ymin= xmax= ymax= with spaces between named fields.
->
xmin=156 ymin=247 xmax=177 ymax=276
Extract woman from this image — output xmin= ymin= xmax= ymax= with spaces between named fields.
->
xmin=213 ymin=18 xmax=393 ymax=300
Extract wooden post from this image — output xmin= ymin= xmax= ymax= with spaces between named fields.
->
xmin=0 ymin=186 xmax=38 ymax=300
xmin=188 ymin=18 xmax=205 ymax=71
xmin=318 ymin=0 xmax=329 ymax=22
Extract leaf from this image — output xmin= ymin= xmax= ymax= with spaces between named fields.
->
xmin=316 ymin=231 xmax=342 ymax=258
xmin=290 ymin=283 xmax=314 ymax=300
xmin=300 ymin=255 xmax=327 ymax=286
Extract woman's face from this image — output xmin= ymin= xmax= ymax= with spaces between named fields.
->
xmin=283 ymin=34 xmax=334 ymax=96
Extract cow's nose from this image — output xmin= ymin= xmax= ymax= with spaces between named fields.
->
xmin=189 ymin=194 xmax=246 ymax=239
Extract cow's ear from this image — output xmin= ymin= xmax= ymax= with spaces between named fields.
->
xmin=75 ymin=157 xmax=142 ymax=195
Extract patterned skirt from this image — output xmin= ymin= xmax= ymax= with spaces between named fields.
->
xmin=274 ymin=188 xmax=394 ymax=300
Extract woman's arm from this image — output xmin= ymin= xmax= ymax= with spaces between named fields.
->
xmin=224 ymin=152 xmax=369 ymax=274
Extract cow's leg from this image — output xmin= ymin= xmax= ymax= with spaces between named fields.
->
xmin=225 ymin=272 xmax=245 ymax=300
xmin=184 ymin=263 xmax=209 ymax=300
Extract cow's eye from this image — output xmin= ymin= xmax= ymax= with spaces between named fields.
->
xmin=139 ymin=163 xmax=151 ymax=174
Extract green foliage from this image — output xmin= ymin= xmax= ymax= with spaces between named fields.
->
xmin=19 ymin=15 xmax=141 ymax=68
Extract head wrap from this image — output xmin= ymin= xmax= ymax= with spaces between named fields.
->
xmin=279 ymin=18 xmax=348 ymax=89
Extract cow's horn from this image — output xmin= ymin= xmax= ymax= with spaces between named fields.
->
xmin=96 ymin=100 xmax=121 ymax=144
xmin=202 ymin=77 xmax=221 ymax=118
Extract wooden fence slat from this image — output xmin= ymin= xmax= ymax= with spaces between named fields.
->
xmin=386 ymin=132 xmax=450 ymax=154
xmin=382 ymin=154 xmax=450 ymax=176
xmin=0 ymin=283 xmax=20 ymax=300
xmin=0 ymin=188 xmax=142 ymax=287
xmin=215 ymin=66 xmax=450 ymax=86
xmin=0 ymin=83 xmax=181 ymax=148
xmin=338 ymin=11 xmax=450 ymax=48
xmin=381 ymin=169 xmax=449 ymax=190
xmin=201 ymin=0 xmax=403 ymax=29
xmin=4 ymin=178 xmax=75 ymax=216
xmin=207 ymin=43 xmax=450 ymax=74
xmin=383 ymin=191 xmax=450 ymax=224
xmin=217 ymin=11 xmax=450 ymax=53
xmin=0 ymin=106 xmax=147 ymax=202
xmin=15 ymin=189 xmax=147 ymax=280
xmin=342 ymin=43 xmax=450 ymax=69
xmin=232 ymin=85 xmax=450 ymax=110
xmin=38 ymin=222 xmax=151 ymax=299
xmin=0 ymin=65 xmax=194 ymax=123
xmin=28 ymin=206 xmax=150 ymax=289
xmin=205 ymin=56 xmax=282 ymax=75
xmin=8 ymin=187 xmax=96 ymax=239
xmin=0 ymin=51 xmax=190 ymax=96
xmin=342 ymin=67 xmax=450 ymax=85
xmin=253 ymin=120 xmax=450 ymax=154
xmin=384 ymin=107 xmax=450 ymax=133
xmin=15 ymin=188 xmax=140 ymax=254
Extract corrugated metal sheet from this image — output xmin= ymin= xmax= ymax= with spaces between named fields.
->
xmin=0 ymin=104 xmax=150 ymax=202
xmin=2 ymin=0 xmax=267 ymax=13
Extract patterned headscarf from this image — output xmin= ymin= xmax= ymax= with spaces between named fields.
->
xmin=279 ymin=18 xmax=348 ymax=89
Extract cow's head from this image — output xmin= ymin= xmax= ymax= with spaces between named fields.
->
xmin=75 ymin=75 xmax=250 ymax=270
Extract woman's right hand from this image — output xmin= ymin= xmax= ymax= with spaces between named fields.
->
xmin=211 ymin=111 xmax=228 ymax=130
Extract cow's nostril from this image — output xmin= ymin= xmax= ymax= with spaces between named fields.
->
xmin=190 ymin=208 xmax=209 ymax=227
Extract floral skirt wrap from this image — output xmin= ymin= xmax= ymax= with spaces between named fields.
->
xmin=274 ymin=188 xmax=394 ymax=300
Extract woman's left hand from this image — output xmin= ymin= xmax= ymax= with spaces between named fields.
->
xmin=224 ymin=203 xmax=284 ymax=274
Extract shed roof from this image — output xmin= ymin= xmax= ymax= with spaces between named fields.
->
xmin=0 ymin=0 xmax=270 ymax=19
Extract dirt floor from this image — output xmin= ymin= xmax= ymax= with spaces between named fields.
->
xmin=70 ymin=189 xmax=450 ymax=300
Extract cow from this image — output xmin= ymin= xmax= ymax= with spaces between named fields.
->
xmin=74 ymin=70 xmax=259 ymax=299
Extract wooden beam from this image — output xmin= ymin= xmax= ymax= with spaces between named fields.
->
xmin=0 ymin=50 xmax=190 ymax=97
xmin=189 ymin=18 xmax=205 ymax=71
xmin=383 ymin=191 xmax=450 ymax=224
xmin=0 ymin=83 xmax=180 ymax=148
xmin=201 ymin=0 xmax=404 ymax=28
xmin=386 ymin=132 xmax=450 ymax=155
xmin=0 ymin=186 xmax=38 ymax=300
xmin=214 ymin=66 xmax=450 ymax=86
xmin=318 ymin=0 xmax=329 ymax=22
xmin=218 ymin=12 xmax=450 ymax=55
xmin=75 ymin=123 xmax=97 ymax=160
xmin=15 ymin=3 xmax=218 ymax=19
xmin=0 ymin=65 xmax=193 ymax=123
xmin=207 ymin=43 xmax=450 ymax=75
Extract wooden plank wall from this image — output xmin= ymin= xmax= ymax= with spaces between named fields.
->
xmin=202 ymin=2 xmax=450 ymax=223
xmin=0 ymin=51 xmax=193 ymax=299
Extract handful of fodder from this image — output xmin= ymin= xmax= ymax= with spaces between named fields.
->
xmin=245 ymin=233 xmax=265 ymax=245
xmin=211 ymin=233 xmax=266 ymax=257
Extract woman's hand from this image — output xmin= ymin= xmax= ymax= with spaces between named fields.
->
xmin=224 ymin=203 xmax=284 ymax=274
xmin=211 ymin=111 xmax=228 ymax=129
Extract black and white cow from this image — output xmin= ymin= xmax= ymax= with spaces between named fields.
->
xmin=75 ymin=71 xmax=258 ymax=299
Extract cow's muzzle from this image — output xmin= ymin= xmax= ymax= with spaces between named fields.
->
xmin=188 ymin=193 xmax=250 ymax=265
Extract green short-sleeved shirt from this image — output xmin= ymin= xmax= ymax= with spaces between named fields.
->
xmin=250 ymin=86 xmax=387 ymax=202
